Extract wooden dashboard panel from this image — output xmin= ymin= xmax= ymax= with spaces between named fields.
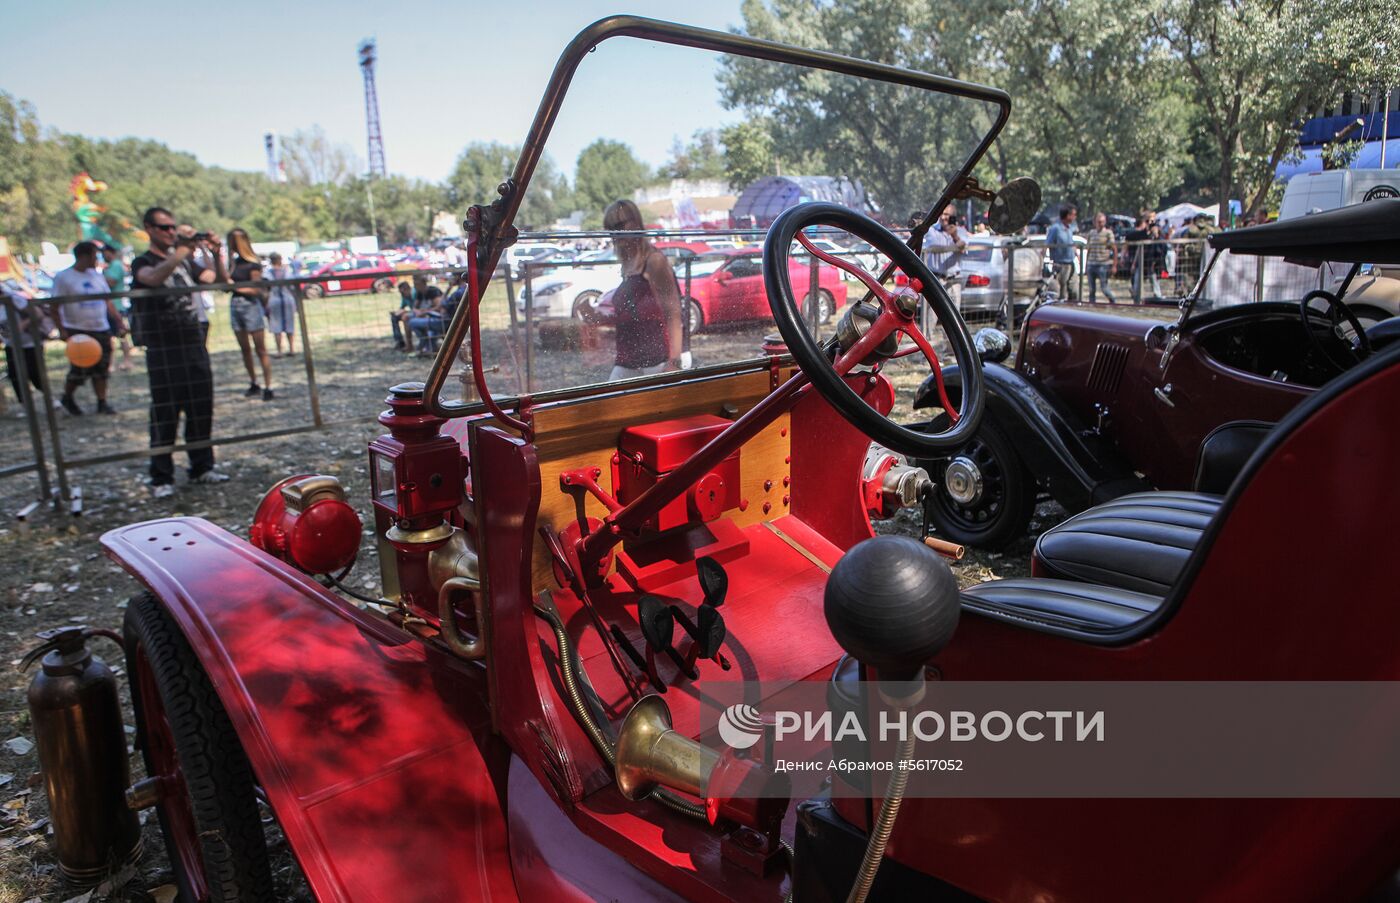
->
xmin=529 ymin=369 xmax=794 ymax=591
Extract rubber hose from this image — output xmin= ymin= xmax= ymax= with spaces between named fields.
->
xmin=846 ymin=734 xmax=917 ymax=903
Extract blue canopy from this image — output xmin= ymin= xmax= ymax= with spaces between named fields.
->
xmin=1276 ymin=138 xmax=1400 ymax=181
xmin=730 ymin=176 xmax=869 ymax=228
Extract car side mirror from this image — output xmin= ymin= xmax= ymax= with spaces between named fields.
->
xmin=714 ymin=270 xmax=731 ymax=283
xmin=987 ymin=178 xmax=1042 ymax=235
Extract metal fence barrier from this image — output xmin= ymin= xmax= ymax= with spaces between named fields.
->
xmin=0 ymin=229 xmax=1336 ymax=518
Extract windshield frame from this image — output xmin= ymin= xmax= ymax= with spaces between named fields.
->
xmin=424 ymin=13 xmax=1011 ymax=418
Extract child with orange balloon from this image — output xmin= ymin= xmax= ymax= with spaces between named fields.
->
xmin=52 ymin=242 xmax=124 ymax=415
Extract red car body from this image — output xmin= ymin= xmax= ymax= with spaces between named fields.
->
xmin=306 ymin=256 xmax=397 ymax=296
xmin=680 ymin=250 xmax=849 ymax=330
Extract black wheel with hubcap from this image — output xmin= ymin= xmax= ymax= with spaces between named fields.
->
xmin=687 ymin=299 xmax=705 ymax=335
xmin=124 ymin=593 xmax=274 ymax=903
xmin=921 ymin=416 xmax=1036 ymax=550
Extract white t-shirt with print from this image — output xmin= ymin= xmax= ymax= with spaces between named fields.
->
xmin=52 ymin=266 xmax=112 ymax=332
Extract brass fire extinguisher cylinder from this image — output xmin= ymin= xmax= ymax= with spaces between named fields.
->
xmin=23 ymin=627 xmax=141 ymax=884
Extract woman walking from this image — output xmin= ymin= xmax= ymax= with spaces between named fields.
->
xmin=597 ymin=199 xmax=683 ymax=381
xmin=265 ymin=252 xmax=298 ymax=356
xmin=227 ymin=228 xmax=274 ymax=400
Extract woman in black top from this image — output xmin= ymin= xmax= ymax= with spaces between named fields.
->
xmin=598 ymin=199 xmax=683 ymax=380
xmin=228 ymin=228 xmax=273 ymax=400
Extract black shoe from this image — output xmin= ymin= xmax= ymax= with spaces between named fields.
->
xmin=262 ymin=388 xmax=275 ymax=401
xmin=60 ymin=395 xmax=83 ymax=416
xmin=245 ymin=383 xmax=261 ymax=397
xmin=96 ymin=401 xmax=117 ymax=415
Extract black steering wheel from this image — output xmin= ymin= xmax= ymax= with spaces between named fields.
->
xmin=763 ymin=203 xmax=984 ymax=458
xmin=1300 ymin=289 xmax=1371 ymax=372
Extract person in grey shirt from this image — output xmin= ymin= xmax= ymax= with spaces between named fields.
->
xmin=922 ymin=205 xmax=967 ymax=330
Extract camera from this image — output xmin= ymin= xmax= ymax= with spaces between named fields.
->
xmin=192 ymin=231 xmax=214 ymax=242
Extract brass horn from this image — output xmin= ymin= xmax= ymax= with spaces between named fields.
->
xmin=614 ymin=695 xmax=719 ymax=801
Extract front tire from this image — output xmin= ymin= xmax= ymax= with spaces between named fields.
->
xmin=371 ymin=277 xmax=394 ymax=293
xmin=124 ymin=593 xmax=274 ymax=903
xmin=303 ymin=283 xmax=324 ymax=300
xmin=920 ymin=417 xmax=1036 ymax=549
xmin=687 ymin=299 xmax=705 ymax=335
xmin=814 ymin=288 xmax=835 ymax=325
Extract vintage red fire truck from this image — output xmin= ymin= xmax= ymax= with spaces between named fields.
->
xmin=89 ymin=16 xmax=1400 ymax=903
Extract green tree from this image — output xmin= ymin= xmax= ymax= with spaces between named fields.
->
xmin=658 ymin=129 xmax=726 ymax=181
xmin=719 ymin=120 xmax=778 ymax=190
xmin=720 ymin=0 xmax=998 ymax=220
xmin=991 ymin=0 xmax=1193 ymax=215
xmin=1150 ymin=0 xmax=1400 ymax=217
xmin=446 ymin=142 xmax=568 ymax=230
xmin=573 ymin=139 xmax=650 ymax=219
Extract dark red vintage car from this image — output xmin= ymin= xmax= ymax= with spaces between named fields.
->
xmin=915 ymin=198 xmax=1400 ymax=550
xmin=90 ymin=16 xmax=1400 ymax=903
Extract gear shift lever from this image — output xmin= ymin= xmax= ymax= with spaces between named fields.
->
xmin=822 ymin=535 xmax=960 ymax=903
xmin=823 ymin=534 xmax=960 ymax=702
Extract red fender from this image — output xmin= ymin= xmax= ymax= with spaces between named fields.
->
xmin=102 ymin=517 xmax=519 ymax=903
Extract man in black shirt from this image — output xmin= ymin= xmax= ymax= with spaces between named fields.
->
xmin=130 ymin=206 xmax=229 ymax=498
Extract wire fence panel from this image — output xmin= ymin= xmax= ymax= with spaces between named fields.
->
xmin=3 ymin=230 xmax=1331 ymax=514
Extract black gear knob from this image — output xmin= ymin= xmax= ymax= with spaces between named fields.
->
xmin=823 ymin=535 xmax=960 ymax=689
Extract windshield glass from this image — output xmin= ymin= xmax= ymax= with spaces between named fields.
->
xmin=431 ymin=25 xmax=1004 ymax=409
xmin=1189 ymin=247 xmax=1349 ymax=315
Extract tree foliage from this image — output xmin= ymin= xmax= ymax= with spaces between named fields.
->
xmin=658 ymin=129 xmax=727 ymax=181
xmin=1150 ymin=0 xmax=1400 ymax=217
xmin=574 ymin=139 xmax=650 ymax=217
xmin=280 ymin=126 xmax=359 ymax=188
xmin=446 ymin=141 xmax=569 ymax=230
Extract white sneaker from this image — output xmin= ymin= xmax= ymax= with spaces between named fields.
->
xmin=152 ymin=483 xmax=176 ymax=499
xmin=190 ymin=469 xmax=230 ymax=484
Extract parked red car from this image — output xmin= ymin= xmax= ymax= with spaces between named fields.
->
xmin=678 ymin=249 xmax=848 ymax=333
xmin=302 ymin=256 xmax=398 ymax=298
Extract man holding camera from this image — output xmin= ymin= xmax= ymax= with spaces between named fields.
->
xmin=923 ymin=204 xmax=967 ymax=330
xmin=130 ymin=206 xmax=229 ymax=498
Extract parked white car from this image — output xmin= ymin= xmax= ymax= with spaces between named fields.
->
xmin=515 ymin=250 xmax=621 ymax=318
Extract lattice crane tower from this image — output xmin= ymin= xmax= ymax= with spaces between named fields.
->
xmin=359 ymin=39 xmax=387 ymax=178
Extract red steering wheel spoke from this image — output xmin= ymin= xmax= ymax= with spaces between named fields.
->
xmin=897 ymin=319 xmax=959 ymax=424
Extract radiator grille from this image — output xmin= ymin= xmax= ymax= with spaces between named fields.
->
xmin=1087 ymin=342 xmax=1130 ymax=394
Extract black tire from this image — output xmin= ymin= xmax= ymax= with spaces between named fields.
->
xmin=687 ymin=299 xmax=705 ymax=335
xmin=572 ymin=290 xmax=601 ymax=320
xmin=124 ymin=593 xmax=274 ymax=902
xmin=920 ymin=417 xmax=1036 ymax=550
xmin=815 ymin=288 xmax=835 ymax=324
xmin=371 ymin=277 xmax=394 ymax=294
xmin=302 ymin=283 xmax=324 ymax=300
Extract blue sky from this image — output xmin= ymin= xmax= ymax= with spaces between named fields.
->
xmin=3 ymin=1 xmax=745 ymax=183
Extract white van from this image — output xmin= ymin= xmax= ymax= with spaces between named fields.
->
xmin=1277 ymin=169 xmax=1400 ymax=324
xmin=1278 ymin=169 xmax=1400 ymax=220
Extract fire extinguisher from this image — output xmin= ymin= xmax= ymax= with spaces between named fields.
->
xmin=21 ymin=626 xmax=141 ymax=885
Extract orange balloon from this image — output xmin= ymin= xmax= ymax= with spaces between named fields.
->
xmin=65 ymin=334 xmax=102 ymax=368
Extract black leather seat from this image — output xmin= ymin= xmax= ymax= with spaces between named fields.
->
xmin=1032 ymin=491 xmax=1222 ymax=595
xmin=962 ymin=578 xmax=1163 ymax=630
xmin=1028 ymin=420 xmax=1273 ymax=596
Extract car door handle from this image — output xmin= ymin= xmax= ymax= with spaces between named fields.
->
xmin=1153 ymin=384 xmax=1175 ymax=407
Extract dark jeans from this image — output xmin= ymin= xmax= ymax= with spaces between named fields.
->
xmin=1087 ymin=264 xmax=1116 ymax=303
xmin=390 ymin=312 xmax=405 ymax=345
xmin=146 ymin=343 xmax=214 ymax=485
xmin=5 ymin=345 xmax=42 ymax=398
